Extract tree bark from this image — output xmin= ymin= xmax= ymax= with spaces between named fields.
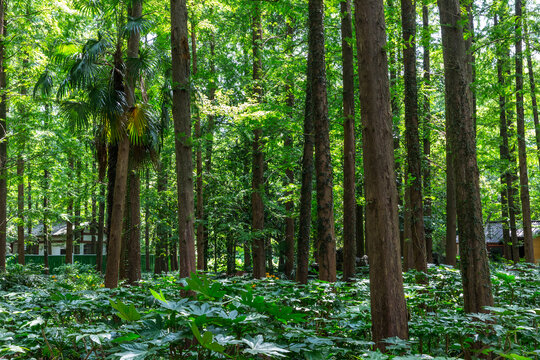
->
xmin=17 ymin=156 xmax=25 ymax=264
xmin=251 ymin=2 xmax=265 ymax=279
xmin=296 ymin=52 xmax=313 ymax=285
xmin=341 ymin=0 xmax=356 ymax=282
xmin=444 ymin=100 xmax=457 ymax=266
xmin=0 ymin=0 xmax=6 ymax=272
xmin=355 ymin=0 xmax=409 ymax=347
xmin=43 ymin=169 xmax=49 ymax=275
xmin=309 ymin=0 xmax=336 ymax=283
xmin=438 ymin=0 xmax=494 ymax=312
xmin=171 ymin=0 xmax=196 ymax=279
xmin=402 ymin=0 xmax=427 ymax=277
xmin=145 ymin=169 xmax=150 ymax=272
xmin=514 ymin=0 xmax=534 ymax=263
xmin=422 ymin=0 xmax=433 ymax=264
xmin=155 ymin=159 xmax=169 ymax=274
xmin=127 ymin=169 xmax=141 ymax=284
xmin=524 ymin=19 xmax=540 ymax=169
xmin=66 ymin=158 xmax=74 ymax=264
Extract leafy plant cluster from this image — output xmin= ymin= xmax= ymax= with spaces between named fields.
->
xmin=0 ymin=262 xmax=538 ymax=359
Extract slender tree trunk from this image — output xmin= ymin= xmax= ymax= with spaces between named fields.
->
xmin=192 ymin=24 xmax=205 ymax=272
xmin=403 ymin=182 xmax=413 ymax=271
xmin=355 ymin=0 xmax=409 ymax=347
xmin=127 ymin=170 xmax=141 ymax=284
xmin=155 ymin=159 xmax=169 ymax=274
xmin=251 ymin=2 xmax=265 ymax=279
xmin=422 ymin=0 xmax=433 ymax=263
xmin=97 ymin=183 xmax=105 ymax=272
xmin=145 ymin=170 xmax=150 ymax=271
xmin=524 ymin=20 xmax=540 ymax=168
xmin=445 ymin=117 xmax=457 ymax=265
xmin=402 ymin=0 xmax=426 ymax=277
xmin=0 ymin=0 xmax=7 ymax=272
xmin=438 ymin=0 xmax=494 ymax=312
xmin=296 ymin=52 xmax=314 ymax=285
xmin=309 ymin=0 xmax=336 ymax=283
xmin=43 ymin=169 xmax=49 ymax=275
xmin=514 ymin=0 xmax=534 ymax=263
xmin=356 ymin=184 xmax=365 ymax=258
xmin=17 ymin=156 xmax=25 ymax=264
xmin=66 ymin=158 xmax=74 ymax=264
xmin=171 ymin=0 xmax=196 ymax=279
xmin=341 ymin=0 xmax=356 ymax=282
xmin=464 ymin=2 xmax=477 ymax=134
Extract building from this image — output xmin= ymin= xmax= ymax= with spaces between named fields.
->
xmin=10 ymin=222 xmax=107 ymax=256
xmin=457 ymin=221 xmax=540 ymax=263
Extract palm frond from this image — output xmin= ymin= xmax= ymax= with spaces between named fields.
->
xmin=60 ymin=100 xmax=93 ymax=130
xmin=124 ymin=15 xmax=152 ymax=38
xmin=33 ymin=71 xmax=54 ymax=99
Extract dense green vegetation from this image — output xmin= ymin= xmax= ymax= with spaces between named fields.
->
xmin=0 ymin=261 xmax=538 ymax=359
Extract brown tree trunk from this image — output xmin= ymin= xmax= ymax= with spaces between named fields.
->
xmin=0 ymin=0 xmax=6 ymax=272
xmin=43 ymin=169 xmax=49 ymax=275
xmin=145 ymin=170 xmax=150 ymax=272
xmin=355 ymin=0 xmax=409 ymax=347
xmin=171 ymin=0 xmax=196 ymax=279
xmin=525 ymin=27 xmax=540 ymax=169
xmin=438 ymin=0 xmax=494 ymax=313
xmin=402 ymin=0 xmax=426 ymax=277
xmin=127 ymin=170 xmax=141 ymax=284
xmin=66 ymin=158 xmax=74 ymax=264
xmin=296 ymin=52 xmax=314 ymax=285
xmin=495 ymin=13 xmax=513 ymax=261
xmin=445 ymin=119 xmax=457 ymax=266
xmin=309 ymin=0 xmax=336 ymax=283
xmin=96 ymin=138 xmax=107 ymax=273
xmin=403 ymin=183 xmax=414 ymax=271
xmin=356 ymin=187 xmax=365 ymax=258
xmin=422 ymin=0 xmax=433 ymax=264
xmin=192 ymin=24 xmax=205 ymax=272
xmin=341 ymin=0 xmax=356 ymax=282
xmin=251 ymin=2 xmax=265 ymax=279
xmin=514 ymin=0 xmax=534 ymax=263
xmin=17 ymin=156 xmax=25 ymax=264
xmin=155 ymin=159 xmax=169 ymax=274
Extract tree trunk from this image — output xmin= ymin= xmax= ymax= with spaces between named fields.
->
xmin=127 ymin=169 xmax=141 ymax=284
xmin=422 ymin=0 xmax=433 ymax=264
xmin=145 ymin=170 xmax=150 ymax=272
xmin=356 ymin=186 xmax=365 ymax=258
xmin=525 ymin=27 xmax=540 ymax=169
xmin=402 ymin=0 xmax=426 ymax=277
xmin=309 ymin=0 xmax=336 ymax=283
xmin=354 ymin=0 xmax=409 ymax=347
xmin=97 ymin=183 xmax=105 ymax=272
xmin=171 ymin=0 xmax=196 ymax=279
xmin=192 ymin=24 xmax=205 ymax=272
xmin=17 ymin=156 xmax=25 ymax=264
xmin=296 ymin=51 xmax=314 ymax=285
xmin=445 ymin=117 xmax=457 ymax=265
xmin=0 ymin=0 xmax=6 ymax=272
xmin=251 ymin=2 xmax=265 ymax=279
xmin=43 ymin=169 xmax=49 ymax=275
xmin=155 ymin=159 xmax=169 ymax=274
xmin=341 ymin=0 xmax=356 ymax=282
xmin=66 ymin=158 xmax=74 ymax=264
xmin=514 ymin=0 xmax=534 ymax=263
xmin=438 ymin=0 xmax=494 ymax=313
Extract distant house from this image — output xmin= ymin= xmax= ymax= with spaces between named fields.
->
xmin=10 ymin=222 xmax=107 ymax=256
xmin=457 ymin=221 xmax=540 ymax=263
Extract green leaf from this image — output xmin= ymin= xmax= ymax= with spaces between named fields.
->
xmin=110 ymin=300 xmax=141 ymax=322
xmin=242 ymin=335 xmax=290 ymax=358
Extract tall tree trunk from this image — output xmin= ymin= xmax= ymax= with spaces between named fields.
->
xmin=355 ymin=0 xmax=409 ymax=347
xmin=192 ymin=24 xmax=205 ymax=272
xmin=283 ymin=21 xmax=295 ymax=279
xmin=145 ymin=169 xmax=150 ymax=271
xmin=43 ymin=170 xmax=49 ymax=275
xmin=402 ymin=0 xmax=426 ymax=277
xmin=0 ymin=0 xmax=7 ymax=272
xmin=356 ymin=184 xmax=365 ymax=258
xmin=296 ymin=51 xmax=314 ymax=285
xmin=171 ymin=0 xmax=196 ymax=279
xmin=127 ymin=169 xmax=141 ymax=284
xmin=96 ymin=138 xmax=107 ymax=272
xmin=524 ymin=20 xmax=540 ymax=168
xmin=155 ymin=159 xmax=169 ymax=274
xmin=514 ymin=0 xmax=534 ymax=263
xmin=17 ymin=156 xmax=25 ymax=264
xmin=309 ymin=0 xmax=336 ymax=283
xmin=341 ymin=0 xmax=356 ymax=282
xmin=66 ymin=158 xmax=74 ymax=264
xmin=464 ymin=2 xmax=477 ymax=134
xmin=251 ymin=2 xmax=265 ymax=279
xmin=438 ymin=0 xmax=494 ymax=313
xmin=422 ymin=0 xmax=433 ymax=264
xmin=444 ymin=114 xmax=457 ymax=265
xmin=495 ymin=13 xmax=513 ymax=261
xmin=104 ymin=43 xmax=130 ymax=288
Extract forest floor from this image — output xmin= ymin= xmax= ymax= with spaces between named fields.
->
xmin=0 ymin=260 xmax=538 ymax=359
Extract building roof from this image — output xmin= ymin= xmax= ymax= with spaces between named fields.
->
xmin=28 ymin=222 xmax=94 ymax=237
xmin=457 ymin=220 xmax=540 ymax=244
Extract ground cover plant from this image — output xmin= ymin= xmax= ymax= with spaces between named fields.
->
xmin=0 ymin=261 xmax=538 ymax=359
